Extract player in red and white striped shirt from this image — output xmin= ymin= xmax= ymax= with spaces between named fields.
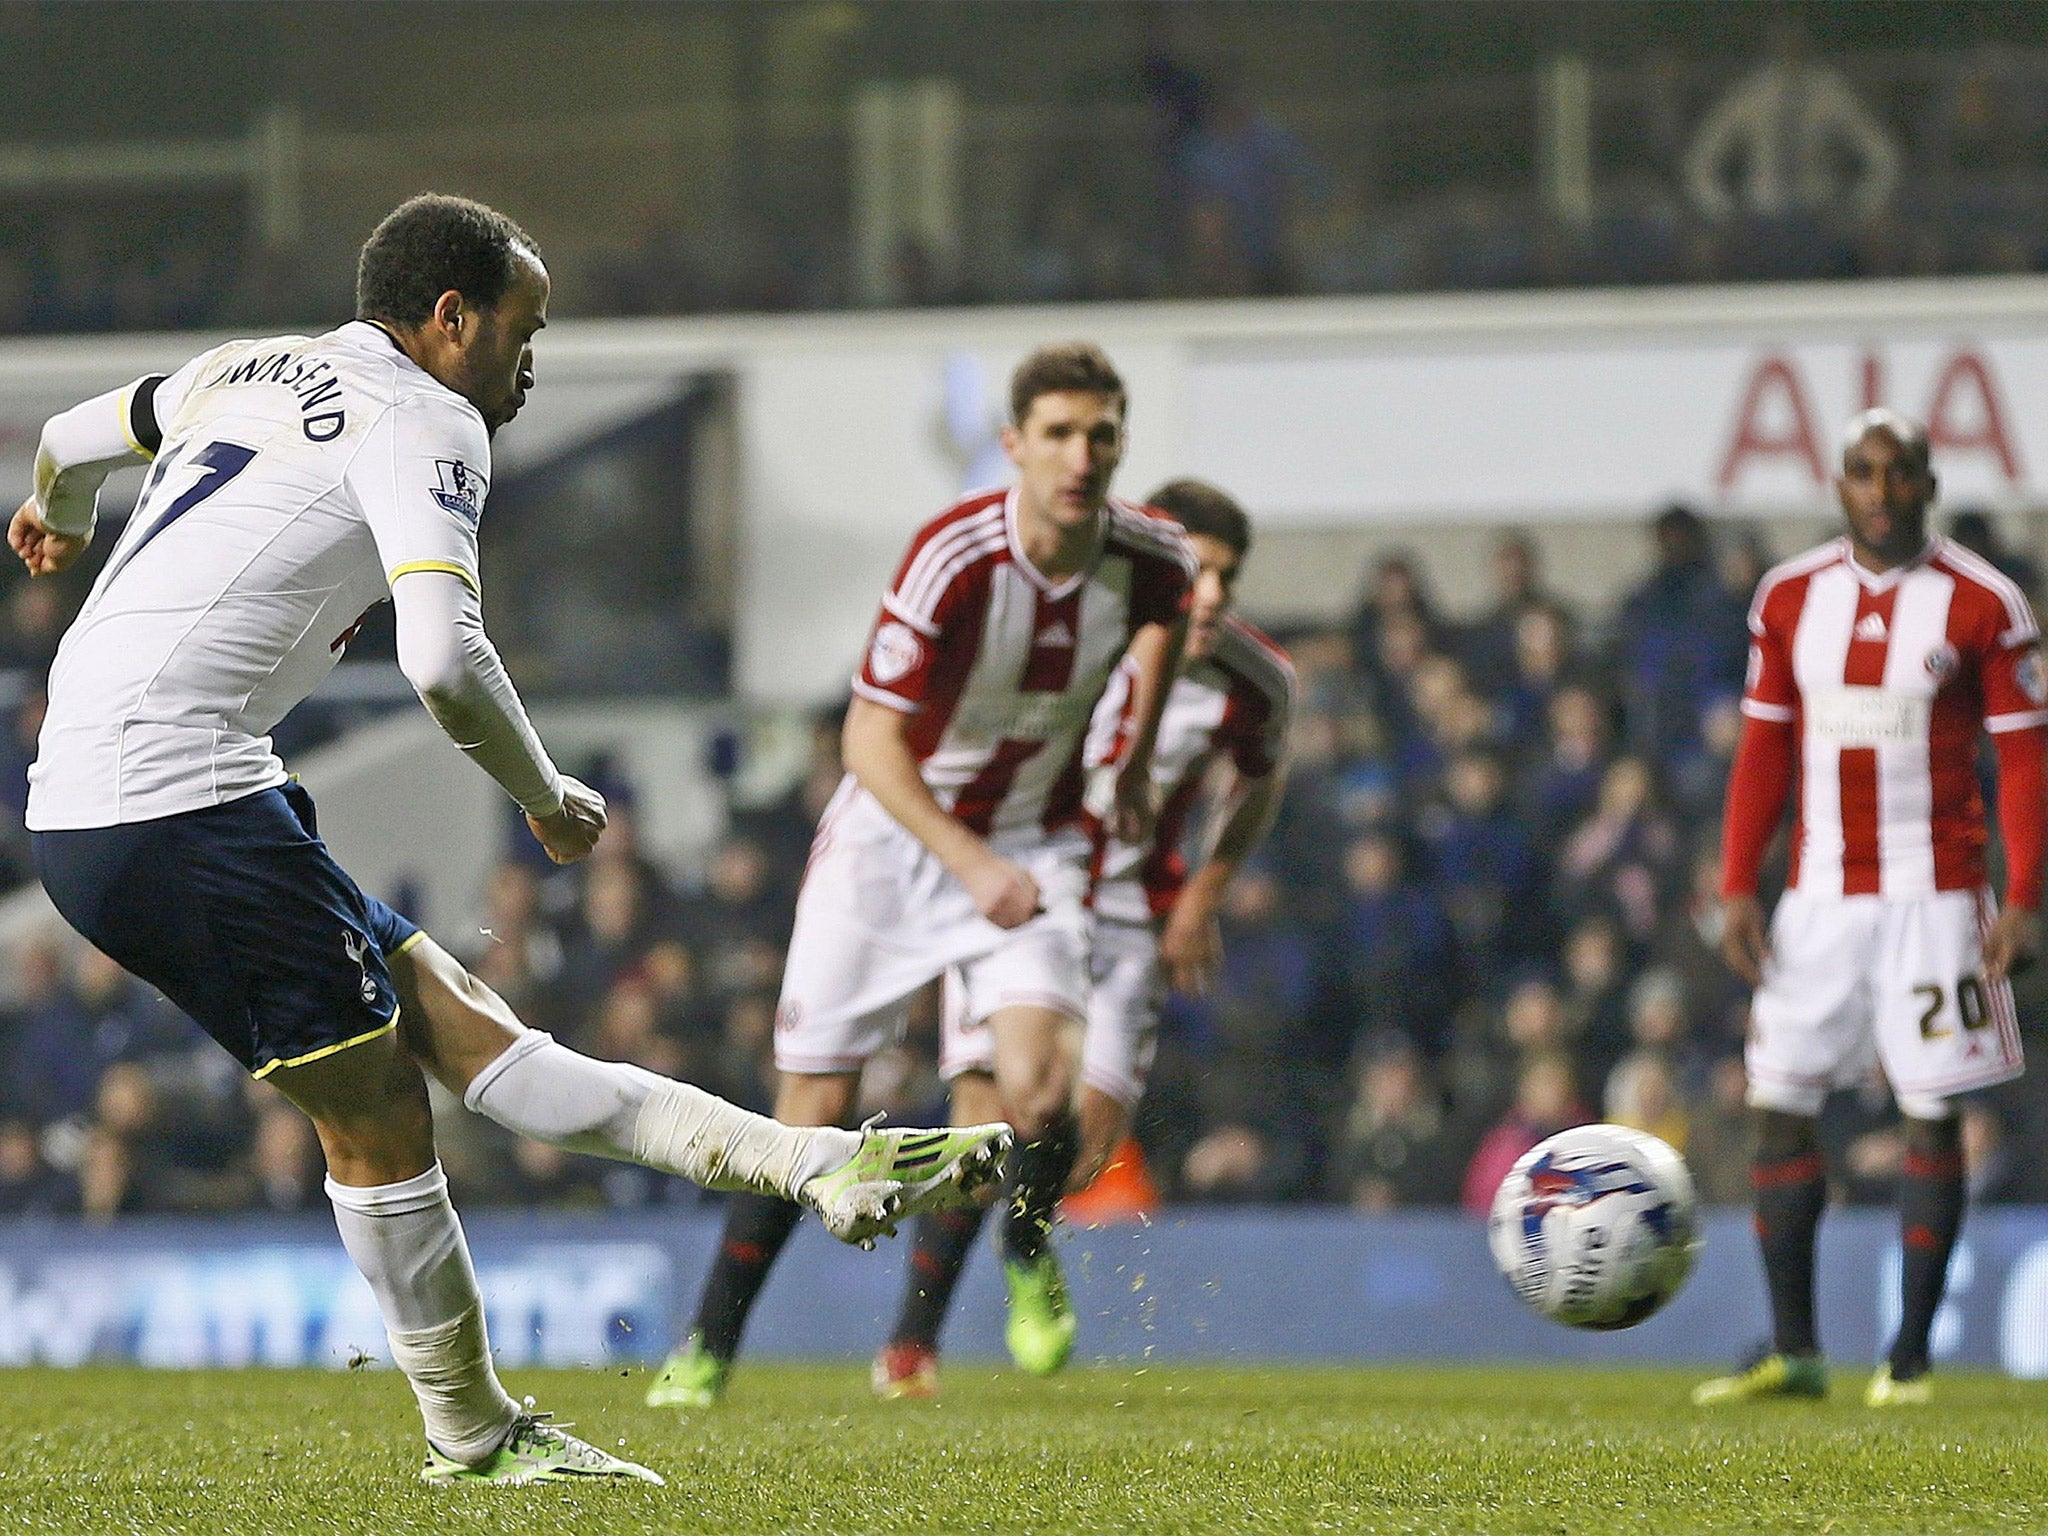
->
xmin=875 ymin=479 xmax=1296 ymax=1398
xmin=1042 ymin=483 xmax=1295 ymax=1191
xmin=658 ymin=344 xmax=1193 ymax=1407
xmin=1697 ymin=409 xmax=2044 ymax=1410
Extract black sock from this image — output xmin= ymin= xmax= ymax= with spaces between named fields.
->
xmin=1890 ymin=1127 xmax=1966 ymax=1381
xmin=1002 ymin=1118 xmax=1078 ymax=1265
xmin=1752 ymin=1147 xmax=1828 ymax=1358
xmin=890 ymin=1203 xmax=990 ymax=1350
xmin=692 ymin=1193 xmax=802 ymax=1362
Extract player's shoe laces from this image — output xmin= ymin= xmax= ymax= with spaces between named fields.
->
xmin=1865 ymin=1364 xmax=1933 ymax=1408
xmin=1690 ymin=1351 xmax=1828 ymax=1406
xmin=800 ymin=1119 xmax=1013 ymax=1248
xmin=871 ymin=1340 xmax=941 ymax=1400
xmin=421 ymin=1400 xmax=665 ymax=1486
xmin=645 ymin=1331 xmax=729 ymax=1411
xmin=1003 ymin=1248 xmax=1077 ymax=1376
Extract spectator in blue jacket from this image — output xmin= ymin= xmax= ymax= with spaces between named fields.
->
xmin=1612 ymin=505 xmax=1749 ymax=773
xmin=1336 ymin=829 xmax=1459 ymax=1059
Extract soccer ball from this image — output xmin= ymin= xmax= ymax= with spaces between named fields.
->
xmin=1487 ymin=1124 xmax=1700 ymax=1331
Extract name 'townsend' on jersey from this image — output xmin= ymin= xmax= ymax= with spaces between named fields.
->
xmin=29 ymin=322 xmax=501 ymax=831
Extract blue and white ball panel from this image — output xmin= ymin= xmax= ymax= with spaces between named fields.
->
xmin=1486 ymin=1124 xmax=1700 ymax=1331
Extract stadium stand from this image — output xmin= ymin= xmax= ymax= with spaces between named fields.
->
xmin=7 ymin=16 xmax=2048 ymax=331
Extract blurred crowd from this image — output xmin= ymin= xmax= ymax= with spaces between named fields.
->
xmin=5 ymin=503 xmax=2046 ymax=1221
xmin=0 ymin=200 xmax=257 ymax=337
xmin=11 ymin=33 xmax=2048 ymax=335
xmin=1045 ymin=36 xmax=2048 ymax=304
xmin=586 ymin=36 xmax=2048 ymax=315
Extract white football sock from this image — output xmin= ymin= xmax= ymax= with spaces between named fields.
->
xmin=463 ymin=1029 xmax=856 ymax=1200
xmin=326 ymin=1163 xmax=519 ymax=1465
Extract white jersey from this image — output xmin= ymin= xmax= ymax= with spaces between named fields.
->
xmin=29 ymin=322 xmax=493 ymax=830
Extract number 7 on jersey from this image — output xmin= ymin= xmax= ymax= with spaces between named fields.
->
xmin=101 ymin=440 xmax=259 ymax=589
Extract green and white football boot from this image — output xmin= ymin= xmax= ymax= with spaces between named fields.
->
xmin=421 ymin=1405 xmax=665 ymax=1486
xmin=801 ymin=1120 xmax=1013 ymax=1247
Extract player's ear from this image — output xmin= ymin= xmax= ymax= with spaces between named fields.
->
xmin=431 ymin=289 xmax=466 ymax=340
xmin=999 ymin=421 xmax=1024 ymax=464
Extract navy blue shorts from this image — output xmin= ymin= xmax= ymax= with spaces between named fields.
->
xmin=33 ymin=782 xmax=423 ymax=1079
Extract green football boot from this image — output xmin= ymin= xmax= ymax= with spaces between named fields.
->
xmin=421 ymin=1406 xmax=665 ymax=1486
xmin=1864 ymin=1365 xmax=1933 ymax=1408
xmin=1691 ymin=1352 xmax=1828 ymax=1406
xmin=801 ymin=1120 xmax=1014 ymax=1247
xmin=645 ymin=1331 xmax=729 ymax=1411
xmin=1003 ymin=1248 xmax=1078 ymax=1377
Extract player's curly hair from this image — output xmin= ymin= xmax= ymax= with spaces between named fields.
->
xmin=1009 ymin=341 xmax=1126 ymax=426
xmin=1147 ymin=478 xmax=1251 ymax=556
xmin=355 ymin=194 xmax=540 ymax=329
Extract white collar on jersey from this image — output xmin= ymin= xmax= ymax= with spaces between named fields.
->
xmin=1842 ymin=533 xmax=1940 ymax=592
xmin=332 ymin=319 xmax=467 ymax=404
xmin=1003 ymin=485 xmax=1103 ymax=600
xmin=344 ymin=318 xmax=407 ymax=355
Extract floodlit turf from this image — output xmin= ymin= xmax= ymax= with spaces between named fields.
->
xmin=0 ymin=1363 xmax=2044 ymax=1534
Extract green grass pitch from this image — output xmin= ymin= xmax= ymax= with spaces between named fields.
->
xmin=1 ymin=1363 xmax=2043 ymax=1534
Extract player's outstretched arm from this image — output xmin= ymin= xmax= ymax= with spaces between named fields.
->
xmin=842 ymin=696 xmax=1039 ymax=928
xmin=1161 ymin=760 xmax=1289 ymax=996
xmin=13 ymin=378 xmax=165 ymax=576
xmin=1111 ymin=618 xmax=1187 ymax=845
xmin=388 ymin=567 xmax=598 ymax=861
xmin=354 ymin=396 xmax=594 ymax=861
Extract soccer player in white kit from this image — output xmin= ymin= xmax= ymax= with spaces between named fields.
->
xmin=872 ymin=478 xmax=1295 ymax=1398
xmin=651 ymin=344 xmax=1193 ymax=1408
xmin=1694 ymin=410 xmax=2041 ymax=1409
xmin=12 ymin=194 xmax=1009 ymax=1485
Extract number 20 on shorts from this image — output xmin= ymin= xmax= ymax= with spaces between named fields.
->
xmin=1911 ymin=976 xmax=1992 ymax=1040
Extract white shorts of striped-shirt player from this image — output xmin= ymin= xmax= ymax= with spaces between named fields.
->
xmin=1746 ymin=885 xmax=2025 ymax=1120
xmin=773 ymin=783 xmax=1090 ymax=1076
xmin=940 ymin=907 xmax=1163 ymax=1107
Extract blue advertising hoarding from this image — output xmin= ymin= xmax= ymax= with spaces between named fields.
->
xmin=0 ymin=1206 xmax=2043 ymax=1374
